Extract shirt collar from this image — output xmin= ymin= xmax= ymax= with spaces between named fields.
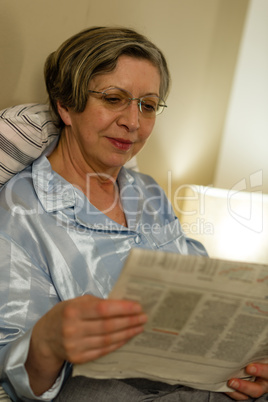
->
xmin=32 ymin=156 xmax=138 ymax=227
xmin=32 ymin=156 xmax=76 ymax=212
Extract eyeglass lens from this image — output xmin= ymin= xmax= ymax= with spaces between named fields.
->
xmin=101 ymin=88 xmax=166 ymax=116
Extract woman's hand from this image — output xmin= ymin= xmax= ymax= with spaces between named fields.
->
xmin=25 ymin=295 xmax=147 ymax=396
xmin=226 ymin=363 xmax=268 ymax=400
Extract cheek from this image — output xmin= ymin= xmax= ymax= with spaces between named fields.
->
xmin=95 ymin=110 xmax=119 ymax=133
xmin=140 ymin=119 xmax=155 ymax=140
xmin=83 ymin=104 xmax=115 ymax=129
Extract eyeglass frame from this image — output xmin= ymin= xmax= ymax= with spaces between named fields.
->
xmin=88 ymin=87 xmax=167 ymax=117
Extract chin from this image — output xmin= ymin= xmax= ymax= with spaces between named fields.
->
xmin=106 ymin=154 xmax=132 ymax=168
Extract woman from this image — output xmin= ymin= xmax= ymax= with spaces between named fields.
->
xmin=0 ymin=27 xmax=267 ymax=401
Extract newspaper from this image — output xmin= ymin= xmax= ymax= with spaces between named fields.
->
xmin=73 ymin=249 xmax=268 ymax=392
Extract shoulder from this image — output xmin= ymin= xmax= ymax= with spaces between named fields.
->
xmin=125 ymin=168 xmax=166 ymax=200
xmin=122 ymin=167 xmax=173 ymax=215
xmin=124 ymin=168 xmax=161 ymax=188
xmin=0 ymin=166 xmax=39 ymax=240
xmin=0 ymin=165 xmax=35 ymax=205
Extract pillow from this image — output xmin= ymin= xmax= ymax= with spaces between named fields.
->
xmin=0 ymin=103 xmax=138 ymax=188
xmin=0 ymin=104 xmax=59 ymax=187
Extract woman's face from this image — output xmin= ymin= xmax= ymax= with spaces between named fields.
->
xmin=59 ymin=55 xmax=161 ymax=175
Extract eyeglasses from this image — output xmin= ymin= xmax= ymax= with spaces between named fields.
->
xmin=88 ymin=87 xmax=167 ymax=118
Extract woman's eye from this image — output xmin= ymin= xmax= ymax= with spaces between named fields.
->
xmin=104 ymin=95 xmax=124 ymax=104
xmin=142 ymin=101 xmax=156 ymax=113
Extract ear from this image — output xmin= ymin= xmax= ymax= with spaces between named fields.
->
xmin=56 ymin=101 xmax=72 ymax=126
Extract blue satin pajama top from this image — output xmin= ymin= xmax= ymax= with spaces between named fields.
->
xmin=0 ymin=156 xmax=207 ymax=401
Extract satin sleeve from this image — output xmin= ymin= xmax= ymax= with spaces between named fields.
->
xmin=0 ymin=236 xmax=65 ymax=401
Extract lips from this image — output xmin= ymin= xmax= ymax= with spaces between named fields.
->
xmin=107 ymin=137 xmax=133 ymax=151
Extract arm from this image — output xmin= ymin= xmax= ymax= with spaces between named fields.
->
xmin=0 ymin=236 xmax=62 ymax=400
xmin=0 ymin=237 xmax=147 ymax=399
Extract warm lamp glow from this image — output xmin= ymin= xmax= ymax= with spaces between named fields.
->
xmin=179 ymin=186 xmax=268 ymax=264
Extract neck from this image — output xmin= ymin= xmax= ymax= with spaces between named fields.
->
xmin=48 ymin=128 xmax=127 ymax=226
xmin=48 ymin=129 xmax=121 ymax=193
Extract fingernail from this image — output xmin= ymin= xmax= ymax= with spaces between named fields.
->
xmin=229 ymin=379 xmax=239 ymax=389
xmin=247 ymin=364 xmax=257 ymax=375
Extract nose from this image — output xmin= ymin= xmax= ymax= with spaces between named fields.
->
xmin=117 ymin=100 xmax=140 ymax=131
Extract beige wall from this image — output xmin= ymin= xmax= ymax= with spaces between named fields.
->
xmin=0 ymin=0 xmax=249 ymax=214
xmin=214 ymin=0 xmax=268 ymax=194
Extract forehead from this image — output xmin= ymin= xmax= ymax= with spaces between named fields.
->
xmin=91 ymin=55 xmax=161 ymax=95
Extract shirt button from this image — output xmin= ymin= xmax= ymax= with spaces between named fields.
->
xmin=135 ymin=235 xmax=141 ymax=244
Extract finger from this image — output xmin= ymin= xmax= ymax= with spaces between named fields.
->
xmin=64 ymin=324 xmax=145 ymax=364
xmin=86 ymin=312 xmax=148 ymax=335
xmin=71 ymin=339 xmax=128 ymax=364
xmin=95 ymin=298 xmax=144 ymax=318
xmin=225 ymin=390 xmax=250 ymax=400
xmin=66 ymin=295 xmax=144 ymax=320
xmin=246 ymin=363 xmax=268 ymax=380
xmin=62 ymin=309 xmax=147 ymax=340
xmin=228 ymin=377 xmax=268 ymax=399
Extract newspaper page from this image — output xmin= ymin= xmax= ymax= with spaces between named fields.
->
xmin=73 ymin=249 xmax=268 ymax=392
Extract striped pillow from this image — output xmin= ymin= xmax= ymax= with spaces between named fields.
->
xmin=0 ymin=103 xmax=138 ymax=188
xmin=0 ymin=104 xmax=59 ymax=188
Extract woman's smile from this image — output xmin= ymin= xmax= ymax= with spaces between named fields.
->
xmin=106 ymin=136 xmax=134 ymax=151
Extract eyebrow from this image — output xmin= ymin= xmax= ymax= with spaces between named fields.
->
xmin=97 ymin=86 xmax=161 ymax=98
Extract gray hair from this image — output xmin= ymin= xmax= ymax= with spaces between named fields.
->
xmin=44 ymin=27 xmax=170 ymax=127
